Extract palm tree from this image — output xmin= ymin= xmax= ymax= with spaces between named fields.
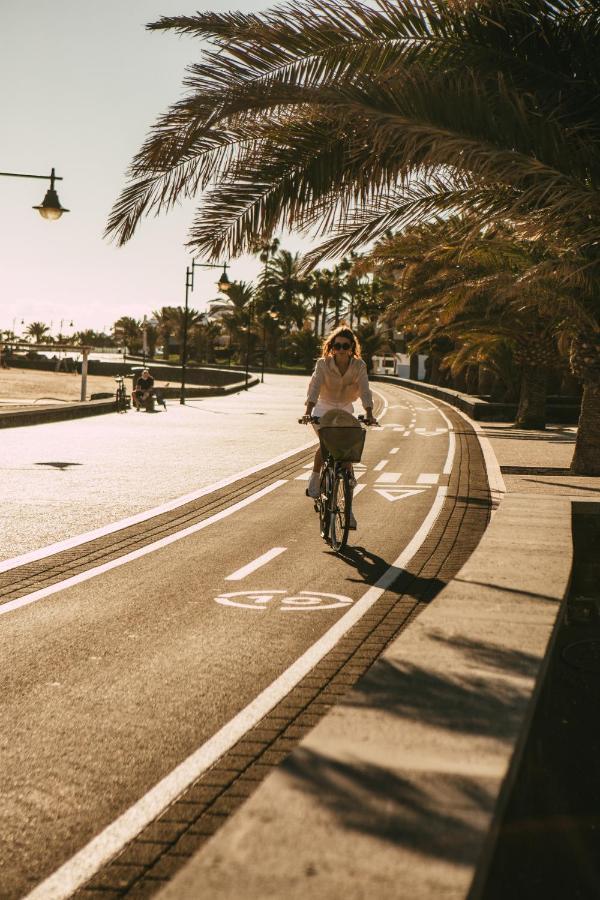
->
xmin=283 ymin=328 xmax=321 ymax=372
xmin=190 ymin=318 xmax=221 ymax=364
xmin=113 ymin=316 xmax=142 ymax=353
xmin=26 ymin=322 xmax=50 ymax=343
xmin=106 ymin=0 xmax=600 ymax=471
xmin=260 ymin=247 xmax=310 ymax=330
xmin=152 ymin=307 xmax=178 ymax=359
xmin=170 ymin=306 xmax=202 ymax=358
xmin=369 ymin=217 xmax=582 ymax=428
xmin=209 ymin=281 xmax=257 ymax=363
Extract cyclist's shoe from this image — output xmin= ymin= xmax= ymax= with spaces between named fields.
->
xmin=306 ymin=471 xmax=320 ymax=499
xmin=348 ymin=475 xmax=357 ymax=489
xmin=349 ymin=511 xmax=358 ymax=530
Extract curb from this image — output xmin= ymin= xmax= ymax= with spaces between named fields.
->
xmin=0 ymin=378 xmax=259 ymax=429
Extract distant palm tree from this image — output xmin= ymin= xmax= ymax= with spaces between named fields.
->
xmin=170 ymin=306 xmax=202 ymax=358
xmin=26 ymin=322 xmax=50 ymax=343
xmin=209 ymin=281 xmax=257 ymax=363
xmin=113 ymin=316 xmax=142 ymax=353
xmin=152 ymin=307 xmax=178 ymax=359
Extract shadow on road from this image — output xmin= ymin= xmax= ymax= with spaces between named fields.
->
xmin=332 ymin=544 xmax=446 ymax=603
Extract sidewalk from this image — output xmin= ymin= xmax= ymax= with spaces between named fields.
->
xmin=154 ymin=413 xmax=598 ymax=899
xmin=0 ymin=375 xmax=310 ymax=563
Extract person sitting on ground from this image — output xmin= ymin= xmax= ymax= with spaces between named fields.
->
xmin=132 ymin=369 xmax=155 ymax=410
xmin=302 ymin=325 xmax=376 ymax=530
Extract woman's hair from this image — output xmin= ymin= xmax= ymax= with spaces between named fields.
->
xmin=321 ymin=325 xmax=362 ymax=358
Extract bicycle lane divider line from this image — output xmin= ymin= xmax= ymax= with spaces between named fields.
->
xmin=23 ymin=484 xmax=448 ymax=900
xmin=0 ymin=439 xmax=319 ymax=576
xmin=0 ymin=481 xmax=287 ymax=618
xmin=436 ymin=407 xmax=456 ymax=476
xmin=225 ymin=548 xmax=287 ymax=582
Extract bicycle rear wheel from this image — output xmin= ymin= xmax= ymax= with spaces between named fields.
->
xmin=115 ymin=389 xmax=126 ymax=413
xmin=330 ymin=470 xmax=351 ymax=552
xmin=318 ymin=468 xmax=330 ymax=541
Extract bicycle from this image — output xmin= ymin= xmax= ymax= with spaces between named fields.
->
xmin=299 ymin=414 xmax=374 ymax=553
xmin=115 ymin=376 xmax=129 ymax=413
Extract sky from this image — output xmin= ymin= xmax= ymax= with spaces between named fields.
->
xmin=0 ymin=1 xmax=314 ymax=337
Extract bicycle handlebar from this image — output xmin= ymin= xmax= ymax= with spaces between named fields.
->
xmin=298 ymin=414 xmax=379 ymax=426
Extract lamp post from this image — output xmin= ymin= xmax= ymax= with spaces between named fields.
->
xmin=180 ymin=260 xmax=230 ymax=405
xmin=1 ymin=167 xmax=69 ymax=219
xmin=244 ymin=300 xmax=254 ymax=391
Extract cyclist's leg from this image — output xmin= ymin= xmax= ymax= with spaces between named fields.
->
xmin=307 ymin=445 xmax=323 ymax=498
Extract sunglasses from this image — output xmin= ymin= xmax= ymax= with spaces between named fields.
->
xmin=332 ymin=341 xmax=352 ymax=350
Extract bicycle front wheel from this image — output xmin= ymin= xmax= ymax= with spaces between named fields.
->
xmin=319 ymin=468 xmax=330 ymax=541
xmin=329 ymin=470 xmax=351 ymax=552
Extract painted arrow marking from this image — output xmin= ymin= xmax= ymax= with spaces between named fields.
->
xmin=373 ymin=487 xmax=428 ymax=502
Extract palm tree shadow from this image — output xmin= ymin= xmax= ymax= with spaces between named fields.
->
xmin=284 ymin=746 xmax=495 ymax=864
xmin=281 ymin=636 xmax=538 ymax=862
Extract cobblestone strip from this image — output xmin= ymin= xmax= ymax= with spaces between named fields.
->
xmin=73 ymin=407 xmax=490 ymax=899
xmin=0 ymin=450 xmax=314 ymax=606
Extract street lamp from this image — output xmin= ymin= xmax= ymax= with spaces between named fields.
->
xmin=180 ymin=260 xmax=230 ymax=405
xmin=1 ymin=167 xmax=69 ymax=219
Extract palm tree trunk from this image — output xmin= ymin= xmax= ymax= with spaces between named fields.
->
xmin=477 ymin=365 xmax=494 ymax=396
xmin=409 ymin=353 xmax=419 ymax=380
xmin=321 ymin=300 xmax=328 ymax=337
xmin=466 ymin=365 xmax=479 ymax=395
xmin=570 ymin=381 xmax=600 ymax=474
xmin=515 ymin=366 xmax=547 ymax=429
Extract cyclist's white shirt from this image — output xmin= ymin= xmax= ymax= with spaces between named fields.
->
xmin=306 ymin=356 xmax=373 ymax=409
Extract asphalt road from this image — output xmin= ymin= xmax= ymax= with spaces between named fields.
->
xmin=0 ymin=383 xmax=473 ymax=899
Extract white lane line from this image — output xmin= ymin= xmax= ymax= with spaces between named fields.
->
xmin=353 ymin=471 xmax=365 ymax=481
xmin=295 ymin=471 xmax=312 ymax=481
xmin=390 ymin=448 xmax=400 ymax=455
xmin=393 ymin=427 xmax=406 ymax=433
xmin=371 ymin=388 xmax=389 ymax=422
xmin=0 ymin=440 xmax=319 ymax=576
xmin=373 ymin=460 xmax=388 ymax=472
xmin=0 ymin=481 xmax=287 ymax=619
xmin=443 ymin=432 xmax=456 ymax=476
xmin=352 ymin=484 xmax=366 ymax=496
xmin=25 ymin=485 xmax=448 ymax=900
xmin=435 ymin=408 xmax=456 ymax=476
xmin=225 ymin=547 xmax=287 ymax=582
xmin=375 ymin=473 xmax=402 ymax=484
xmin=417 ymin=474 xmax=440 ymax=484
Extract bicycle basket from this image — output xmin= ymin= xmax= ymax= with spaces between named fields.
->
xmin=319 ymin=426 xmax=366 ymax=463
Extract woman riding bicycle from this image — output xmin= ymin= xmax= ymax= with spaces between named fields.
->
xmin=303 ymin=326 xmax=376 ymax=526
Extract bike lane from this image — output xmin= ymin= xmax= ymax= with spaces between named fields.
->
xmin=1 ymin=385 xmax=487 ymax=899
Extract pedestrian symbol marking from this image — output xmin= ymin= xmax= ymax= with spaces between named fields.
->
xmin=215 ymin=590 xmax=354 ymax=611
xmin=373 ymin=487 xmax=428 ymax=502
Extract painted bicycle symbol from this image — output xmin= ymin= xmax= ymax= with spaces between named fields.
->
xmin=215 ymin=589 xmax=353 ymax=611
